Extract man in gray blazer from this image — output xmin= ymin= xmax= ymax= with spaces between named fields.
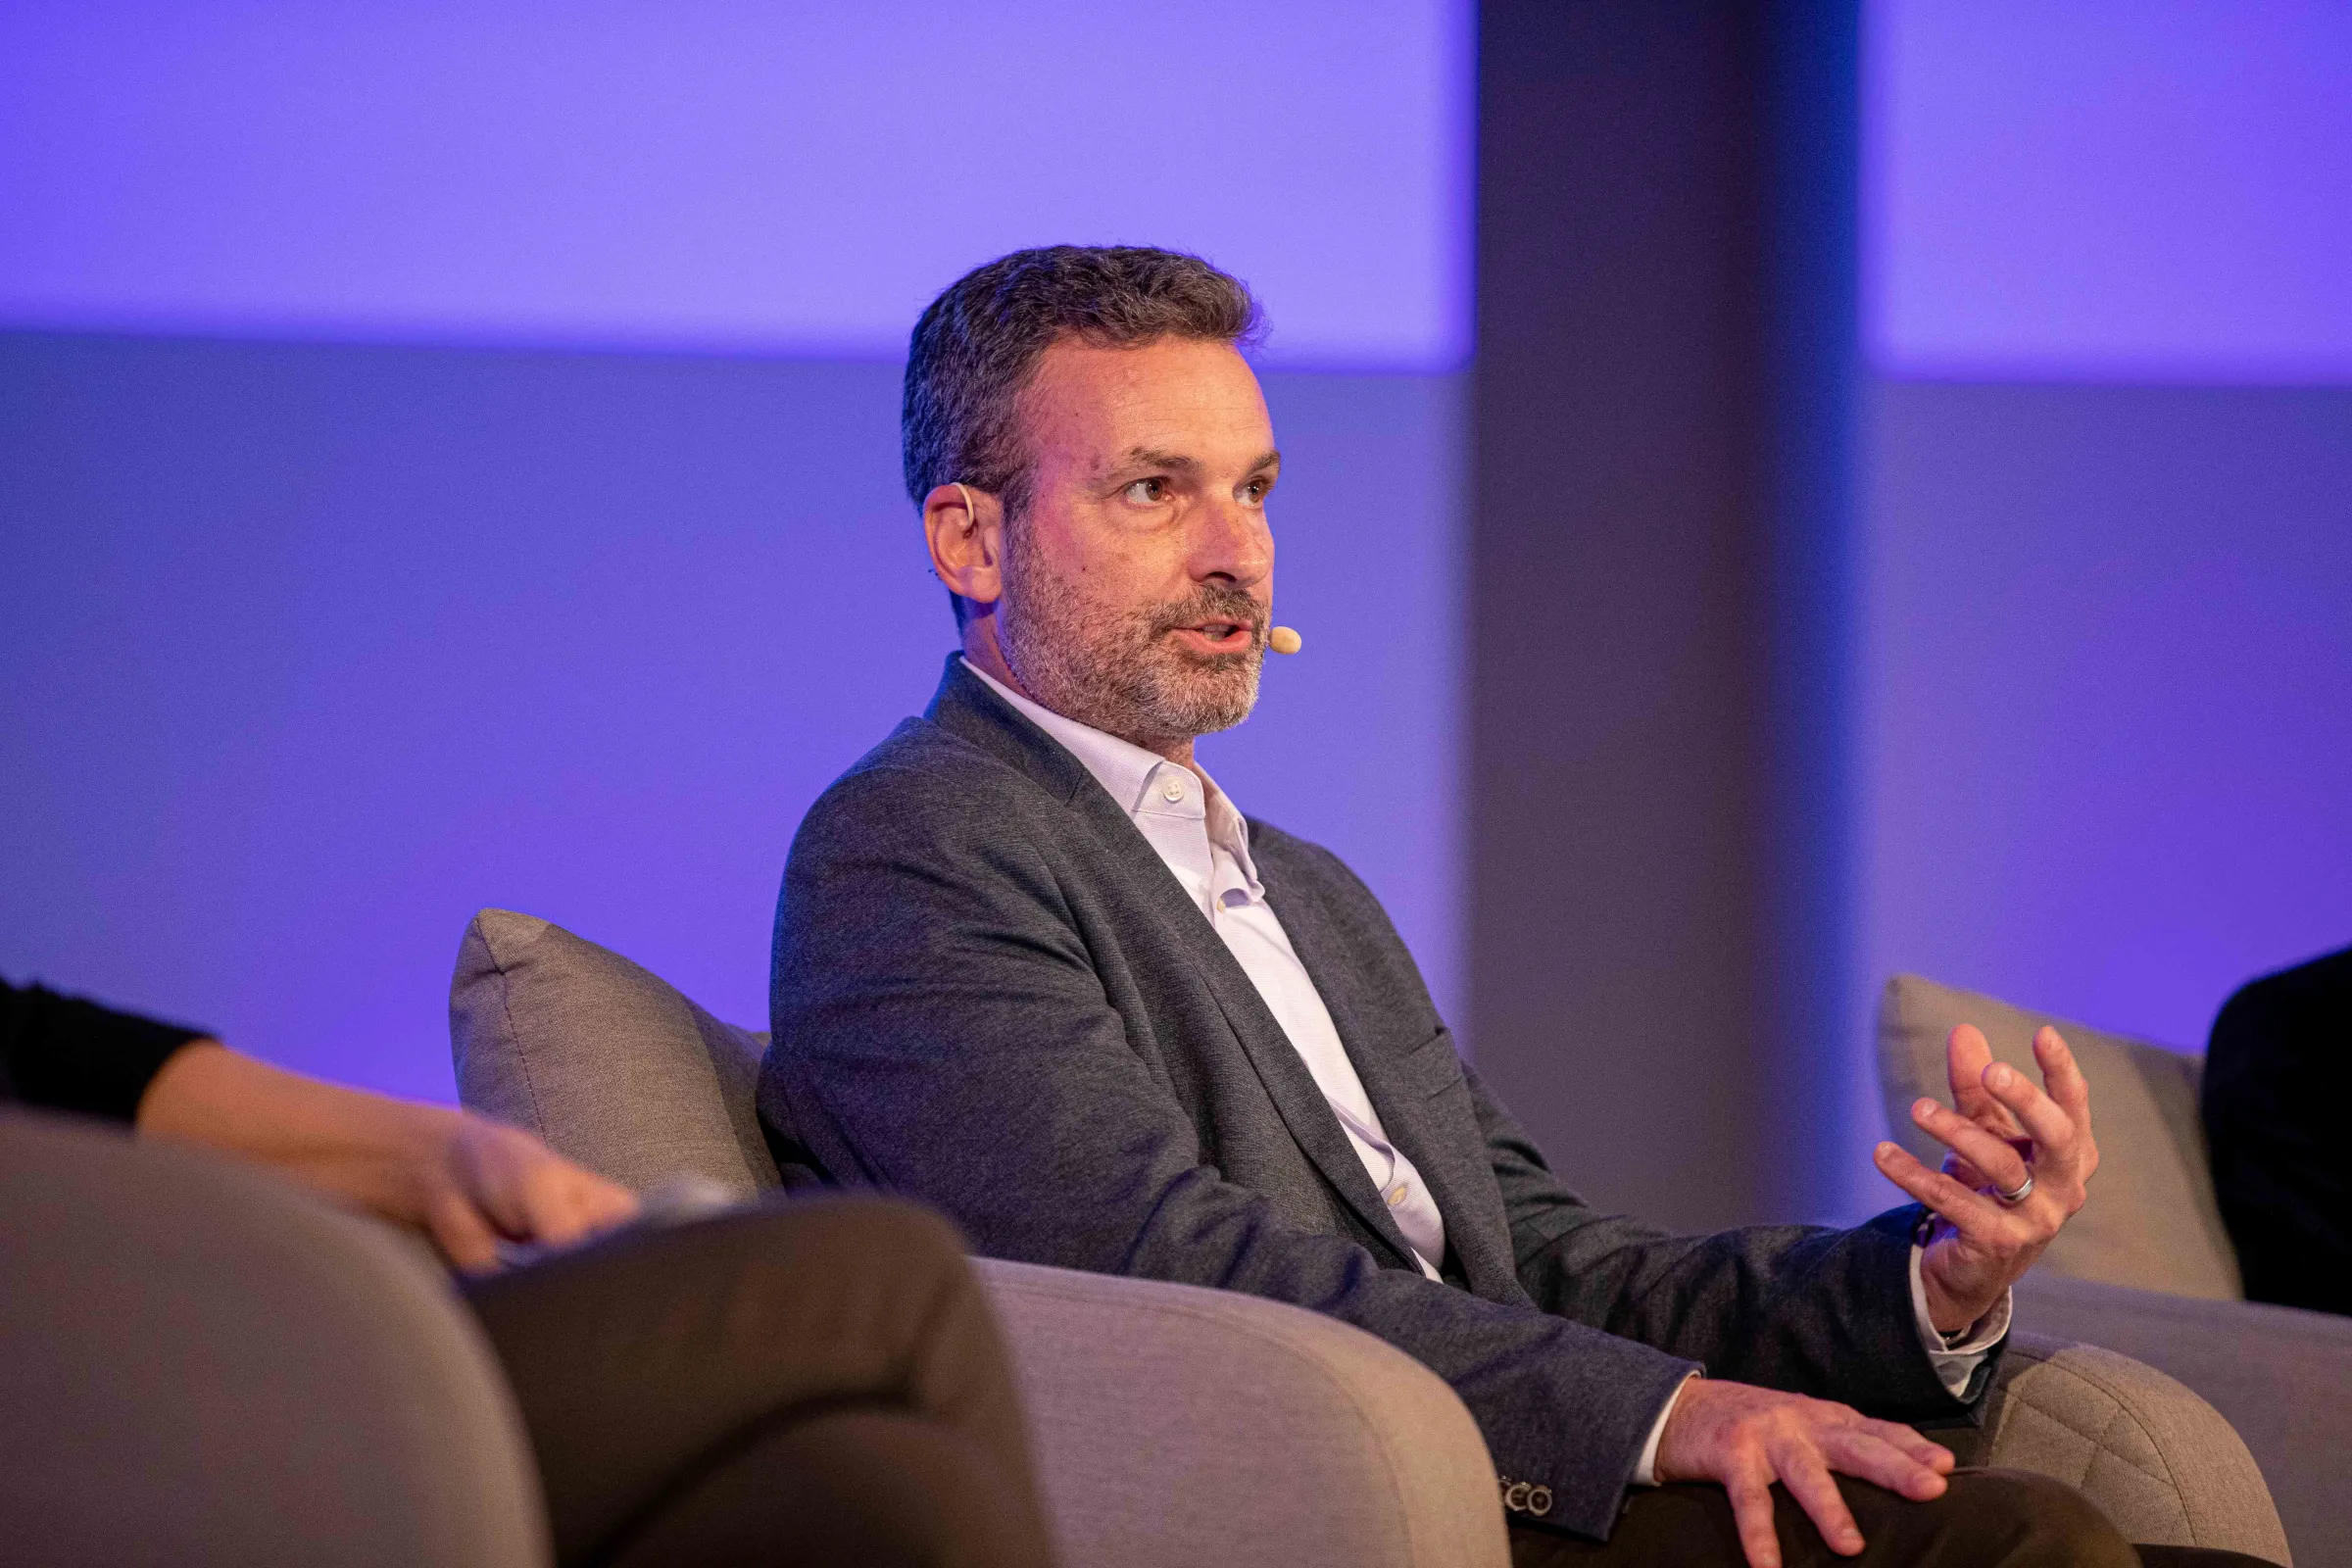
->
xmin=761 ymin=248 xmax=2153 ymax=1568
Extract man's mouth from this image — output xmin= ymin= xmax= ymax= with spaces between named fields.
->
xmin=1170 ymin=617 xmax=1256 ymax=655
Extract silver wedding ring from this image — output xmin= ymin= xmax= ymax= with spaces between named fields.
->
xmin=1995 ymin=1173 xmax=2035 ymax=1206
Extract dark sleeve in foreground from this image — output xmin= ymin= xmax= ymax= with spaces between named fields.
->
xmin=0 ymin=977 xmax=207 ymax=1122
xmin=2204 ymin=944 xmax=2352 ymax=1315
xmin=761 ymin=767 xmax=1696 ymax=1542
xmin=1476 ymin=1068 xmax=1992 ymax=1422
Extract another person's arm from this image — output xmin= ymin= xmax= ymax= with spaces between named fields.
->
xmin=4 ymin=975 xmax=637 ymax=1270
xmin=137 ymin=1042 xmax=639 ymax=1271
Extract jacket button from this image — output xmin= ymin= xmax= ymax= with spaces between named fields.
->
xmin=1528 ymin=1485 xmax=1553 ymax=1517
xmin=1504 ymin=1481 xmax=1533 ymax=1512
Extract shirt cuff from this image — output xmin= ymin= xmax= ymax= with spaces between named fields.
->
xmin=1630 ymin=1371 xmax=1700 ymax=1487
xmin=1909 ymin=1243 xmax=2011 ymax=1396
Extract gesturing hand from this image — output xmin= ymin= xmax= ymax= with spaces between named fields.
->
xmin=1873 ymin=1024 xmax=2099 ymax=1334
xmin=1653 ymin=1378 xmax=1955 ymax=1568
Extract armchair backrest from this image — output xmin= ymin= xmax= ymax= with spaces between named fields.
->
xmin=450 ymin=907 xmax=784 ymax=1195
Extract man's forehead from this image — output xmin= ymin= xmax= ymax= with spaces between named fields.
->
xmin=1027 ymin=337 xmax=1274 ymax=462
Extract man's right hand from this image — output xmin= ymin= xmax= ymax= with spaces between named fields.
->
xmin=1652 ymin=1378 xmax=1956 ymax=1568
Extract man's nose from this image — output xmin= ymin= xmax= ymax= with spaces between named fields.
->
xmin=1190 ymin=493 xmax=1273 ymax=586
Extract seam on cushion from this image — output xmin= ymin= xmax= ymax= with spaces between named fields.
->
xmin=2000 ymin=1399 xmax=2097 ymax=1488
xmin=2095 ymin=1402 xmax=2180 ymax=1492
xmin=485 ymin=926 xmax=549 ymax=1138
xmin=2013 ymin=1358 xmax=2181 ymax=1492
xmin=1000 ymin=1277 xmax=1430 ymax=1562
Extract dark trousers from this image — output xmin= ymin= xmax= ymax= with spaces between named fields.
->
xmin=463 ymin=1195 xmax=1054 ymax=1568
xmin=1508 ymin=1469 xmax=2277 ymax=1568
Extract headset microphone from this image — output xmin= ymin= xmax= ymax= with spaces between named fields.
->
xmin=1268 ymin=626 xmax=1302 ymax=655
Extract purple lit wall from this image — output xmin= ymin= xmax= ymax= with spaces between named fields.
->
xmin=0 ymin=2 xmax=1470 ymax=368
xmin=1866 ymin=0 xmax=2352 ymax=383
xmin=0 ymin=2 xmax=1469 ymax=1102
xmin=0 ymin=336 xmax=1460 ymax=1102
xmin=1852 ymin=0 xmax=2352 ymax=1181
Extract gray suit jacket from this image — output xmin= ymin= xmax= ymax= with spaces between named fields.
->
xmin=761 ymin=658 xmax=1989 ymax=1540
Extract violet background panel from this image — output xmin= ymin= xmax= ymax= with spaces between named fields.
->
xmin=0 ymin=332 xmax=1461 ymax=1101
xmin=1860 ymin=380 xmax=2352 ymax=1063
xmin=0 ymin=0 xmax=1471 ymax=368
xmin=1864 ymin=0 xmax=2352 ymax=381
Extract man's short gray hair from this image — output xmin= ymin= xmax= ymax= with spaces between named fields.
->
xmin=903 ymin=246 xmax=1264 ymax=570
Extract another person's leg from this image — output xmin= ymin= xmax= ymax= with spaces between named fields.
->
xmin=1507 ymin=1467 xmax=2270 ymax=1568
xmin=463 ymin=1194 xmax=1053 ymax=1568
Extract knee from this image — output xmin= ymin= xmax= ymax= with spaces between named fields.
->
xmin=1952 ymin=1469 xmax=2136 ymax=1568
xmin=708 ymin=1192 xmax=974 ymax=1293
xmin=788 ymin=1194 xmax=971 ymax=1271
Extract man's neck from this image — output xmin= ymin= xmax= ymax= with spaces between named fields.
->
xmin=960 ymin=623 xmax=1199 ymax=772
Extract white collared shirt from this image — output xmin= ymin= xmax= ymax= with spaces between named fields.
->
xmin=959 ymin=658 xmax=2005 ymax=1484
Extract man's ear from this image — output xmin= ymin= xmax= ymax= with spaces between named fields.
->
xmin=923 ymin=483 xmax=1004 ymax=609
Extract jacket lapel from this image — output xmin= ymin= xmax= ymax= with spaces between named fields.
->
xmin=925 ymin=659 xmax=1426 ymax=1268
xmin=1262 ymin=873 xmax=1521 ymax=1298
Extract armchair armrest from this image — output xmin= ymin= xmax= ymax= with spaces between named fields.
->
xmin=1942 ymin=1326 xmax=2289 ymax=1563
xmin=974 ymin=1258 xmax=1509 ymax=1568
xmin=0 ymin=1110 xmax=550 ymax=1568
xmin=2013 ymin=1270 xmax=2352 ymax=1567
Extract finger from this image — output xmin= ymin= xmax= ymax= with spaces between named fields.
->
xmin=1939 ymin=1151 xmax=1994 ymax=1191
xmin=1865 ymin=1420 xmax=1957 ymax=1475
xmin=1726 ymin=1470 xmax=1785 ymax=1568
xmin=425 ymin=1191 xmax=505 ymax=1273
xmin=1825 ymin=1424 xmax=1951 ymax=1500
xmin=1773 ymin=1448 xmax=1864 ymax=1556
xmin=1911 ymin=1098 xmax=2031 ymax=1191
xmin=581 ymin=1174 xmax=643 ymax=1231
xmin=1945 ymin=1025 xmax=1999 ymax=1122
xmin=2033 ymin=1027 xmax=2094 ymax=1128
xmin=1875 ymin=1142 xmax=2016 ymax=1235
xmin=1981 ymin=1060 xmax=2080 ymax=1167
xmin=514 ymin=1168 xmax=638 ymax=1249
xmin=517 ymin=1174 xmax=599 ymax=1249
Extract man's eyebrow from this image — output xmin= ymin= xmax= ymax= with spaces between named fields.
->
xmin=1109 ymin=446 xmax=1204 ymax=477
xmin=1102 ymin=446 xmax=1283 ymax=478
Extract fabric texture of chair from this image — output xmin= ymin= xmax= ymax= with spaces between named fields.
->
xmin=0 ymin=1108 xmax=551 ymax=1568
xmin=451 ymin=910 xmax=2291 ymax=1567
xmin=977 ymin=1256 xmax=1510 ymax=1568
xmin=1945 ymin=1330 xmax=2290 ymax=1563
xmin=452 ymin=907 xmax=777 ymax=1197
xmin=1877 ymin=973 xmax=2242 ymax=1300
xmin=2015 ymin=1271 xmax=2350 ymax=1568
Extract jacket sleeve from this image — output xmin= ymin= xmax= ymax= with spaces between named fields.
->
xmin=1471 ymin=1069 xmax=1993 ymax=1423
xmin=762 ymin=765 xmax=1696 ymax=1541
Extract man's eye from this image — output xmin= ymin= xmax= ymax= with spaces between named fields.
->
xmin=1124 ymin=478 xmax=1167 ymax=504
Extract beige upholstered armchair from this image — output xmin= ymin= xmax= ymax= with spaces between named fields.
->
xmin=446 ymin=910 xmax=2295 ymax=1567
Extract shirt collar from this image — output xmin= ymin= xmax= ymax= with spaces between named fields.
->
xmin=960 ymin=657 xmax=1260 ymax=882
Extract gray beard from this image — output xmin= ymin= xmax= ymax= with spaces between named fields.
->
xmin=996 ymin=532 xmax=1262 ymax=751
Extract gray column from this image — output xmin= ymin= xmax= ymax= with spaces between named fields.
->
xmin=1468 ymin=1 xmax=1858 ymax=1230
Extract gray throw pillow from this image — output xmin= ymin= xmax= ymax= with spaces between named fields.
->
xmin=1877 ymin=973 xmax=2241 ymax=1301
xmin=449 ymin=908 xmax=782 ymax=1198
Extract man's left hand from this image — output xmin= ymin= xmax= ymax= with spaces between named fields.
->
xmin=1873 ymin=1024 xmax=2099 ymax=1335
